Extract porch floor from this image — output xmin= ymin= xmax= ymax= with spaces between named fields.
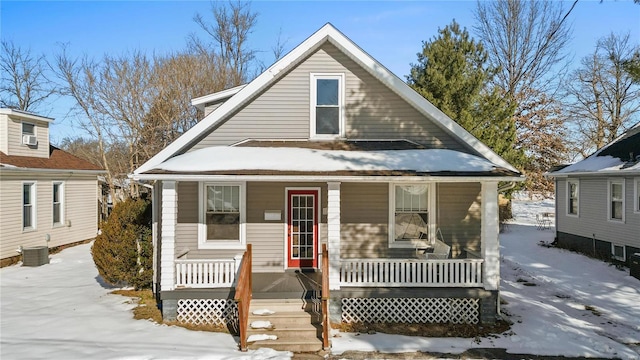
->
xmin=252 ymin=270 xmax=321 ymax=299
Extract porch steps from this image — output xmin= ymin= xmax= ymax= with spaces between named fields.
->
xmin=246 ymin=299 xmax=323 ymax=352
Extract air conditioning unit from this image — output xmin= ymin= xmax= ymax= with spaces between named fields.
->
xmin=22 ymin=135 xmax=38 ymax=146
xmin=22 ymin=246 xmax=49 ymax=266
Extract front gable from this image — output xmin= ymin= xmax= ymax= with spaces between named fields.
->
xmin=135 ymin=23 xmax=518 ymax=176
xmin=189 ymin=42 xmax=468 ymax=153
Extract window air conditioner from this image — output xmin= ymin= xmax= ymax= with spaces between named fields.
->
xmin=22 ymin=135 xmax=38 ymax=146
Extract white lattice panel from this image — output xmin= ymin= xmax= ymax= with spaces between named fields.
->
xmin=341 ymin=297 xmax=478 ymax=324
xmin=177 ymin=299 xmax=238 ymax=329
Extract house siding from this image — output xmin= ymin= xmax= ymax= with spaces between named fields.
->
xmin=190 ymin=42 xmax=467 ymax=151
xmin=0 ymin=172 xmax=98 ymax=260
xmin=3 ymin=115 xmax=49 ymax=158
xmin=557 ymin=177 xmax=640 ymax=252
xmin=0 ymin=115 xmax=8 ymax=154
xmin=174 ymin=181 xmax=329 ymax=272
xmin=437 ymin=183 xmax=482 ymax=258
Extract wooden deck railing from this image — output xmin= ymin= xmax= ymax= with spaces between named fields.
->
xmin=175 ymin=259 xmax=236 ymax=288
xmin=321 ymin=244 xmax=330 ymax=350
xmin=234 ymin=244 xmax=252 ymax=352
xmin=340 ymin=258 xmax=484 ymax=287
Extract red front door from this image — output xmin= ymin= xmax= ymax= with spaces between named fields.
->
xmin=287 ymin=190 xmax=318 ymax=268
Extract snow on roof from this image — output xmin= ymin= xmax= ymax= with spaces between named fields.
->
xmin=151 ymin=147 xmax=501 ymax=174
xmin=551 ymin=123 xmax=640 ymax=176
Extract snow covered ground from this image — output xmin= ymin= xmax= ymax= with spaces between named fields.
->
xmin=1 ymin=198 xmax=639 ymax=359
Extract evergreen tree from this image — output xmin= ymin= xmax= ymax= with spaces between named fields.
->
xmin=407 ymin=21 xmax=524 ymax=169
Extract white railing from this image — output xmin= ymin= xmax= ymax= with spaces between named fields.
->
xmin=175 ymin=259 xmax=237 ymax=288
xmin=339 ymin=259 xmax=484 ymax=287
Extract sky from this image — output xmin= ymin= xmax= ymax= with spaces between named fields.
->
xmin=1 ymin=0 xmax=639 ymax=144
xmin=1 ymin=197 xmax=639 ymax=359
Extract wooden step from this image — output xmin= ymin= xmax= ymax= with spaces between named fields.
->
xmin=246 ymin=298 xmax=323 ymax=352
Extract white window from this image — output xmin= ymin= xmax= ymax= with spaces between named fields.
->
xmin=53 ymin=182 xmax=64 ymax=226
xmin=22 ymin=122 xmax=35 ymax=136
xmin=567 ymin=179 xmax=579 ymax=216
xmin=611 ymin=243 xmax=626 ymax=261
xmin=23 ymin=182 xmax=36 ymax=231
xmin=389 ymin=183 xmax=435 ymax=248
xmin=198 ymin=183 xmax=245 ymax=249
xmin=310 ymin=73 xmax=344 ymax=139
xmin=608 ymin=179 xmax=625 ymax=222
xmin=635 ymin=178 xmax=640 ymax=214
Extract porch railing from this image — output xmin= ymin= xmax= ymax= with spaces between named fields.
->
xmin=234 ymin=244 xmax=252 ymax=352
xmin=340 ymin=258 xmax=484 ymax=287
xmin=321 ymin=244 xmax=330 ymax=350
xmin=175 ymin=259 xmax=237 ymax=288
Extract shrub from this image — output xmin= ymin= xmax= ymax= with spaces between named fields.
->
xmin=92 ymin=197 xmax=152 ymax=289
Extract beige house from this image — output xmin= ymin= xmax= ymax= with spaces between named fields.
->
xmin=132 ymin=24 xmax=523 ymax=350
xmin=0 ymin=108 xmax=104 ymax=266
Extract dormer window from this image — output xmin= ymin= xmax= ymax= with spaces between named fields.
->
xmin=310 ymin=73 xmax=344 ymax=139
xmin=22 ymin=122 xmax=37 ymax=146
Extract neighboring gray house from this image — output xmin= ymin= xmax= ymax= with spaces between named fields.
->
xmin=132 ymin=24 xmax=523 ymax=350
xmin=0 ymin=109 xmax=104 ymax=266
xmin=548 ymin=122 xmax=640 ymax=265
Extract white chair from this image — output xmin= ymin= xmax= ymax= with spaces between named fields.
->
xmin=423 ymin=228 xmax=451 ymax=260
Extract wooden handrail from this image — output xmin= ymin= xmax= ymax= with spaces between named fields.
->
xmin=234 ymin=244 xmax=252 ymax=352
xmin=321 ymin=243 xmax=330 ymax=349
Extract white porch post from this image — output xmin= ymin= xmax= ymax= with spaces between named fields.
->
xmin=327 ymin=182 xmax=341 ymax=290
xmin=481 ymin=181 xmax=500 ymax=291
xmin=160 ymin=181 xmax=177 ymax=292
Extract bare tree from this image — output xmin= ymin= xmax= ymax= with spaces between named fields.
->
xmin=53 ymin=46 xmax=118 ymax=202
xmin=0 ymin=40 xmax=56 ymax=111
xmin=474 ymin=0 xmax=577 ymax=193
xmin=564 ymin=33 xmax=640 ymax=157
xmin=190 ymin=0 xmax=258 ymax=87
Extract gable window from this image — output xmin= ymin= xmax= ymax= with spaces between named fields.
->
xmin=310 ymin=73 xmax=344 ymax=139
xmin=199 ymin=183 xmax=245 ymax=249
xmin=608 ymin=179 xmax=625 ymax=222
xmin=53 ymin=182 xmax=64 ymax=226
xmin=567 ymin=179 xmax=579 ymax=216
xmin=23 ymin=182 xmax=36 ymax=231
xmin=389 ymin=184 xmax=435 ymax=247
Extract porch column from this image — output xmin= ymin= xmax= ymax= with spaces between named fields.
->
xmin=481 ymin=181 xmax=499 ymax=291
xmin=160 ymin=181 xmax=177 ymax=292
xmin=327 ymin=182 xmax=341 ymax=291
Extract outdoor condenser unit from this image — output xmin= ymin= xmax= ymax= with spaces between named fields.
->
xmin=22 ymin=246 xmax=49 ymax=266
xmin=630 ymin=253 xmax=640 ymax=281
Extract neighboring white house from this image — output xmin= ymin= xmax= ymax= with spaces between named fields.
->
xmin=0 ymin=108 xmax=104 ymax=266
xmin=548 ymin=122 xmax=640 ymax=264
xmin=132 ymin=23 xmax=523 ymax=350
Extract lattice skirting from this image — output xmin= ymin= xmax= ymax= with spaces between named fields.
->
xmin=341 ymin=297 xmax=479 ymax=324
xmin=176 ymin=299 xmax=238 ymax=331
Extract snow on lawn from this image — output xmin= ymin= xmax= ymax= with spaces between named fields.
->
xmin=0 ymin=244 xmax=292 ymax=360
xmin=1 ymin=197 xmax=639 ymax=359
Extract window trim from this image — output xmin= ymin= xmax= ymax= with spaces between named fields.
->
xmin=388 ymin=183 xmax=436 ymax=248
xmin=198 ymin=182 xmax=246 ymax=250
xmin=566 ymin=179 xmax=579 ymax=217
xmin=607 ymin=179 xmax=625 ymax=223
xmin=22 ymin=181 xmax=37 ymax=232
xmin=611 ymin=243 xmax=626 ymax=262
xmin=52 ymin=181 xmax=65 ymax=227
xmin=309 ymin=73 xmax=345 ymax=140
xmin=634 ymin=178 xmax=640 ymax=214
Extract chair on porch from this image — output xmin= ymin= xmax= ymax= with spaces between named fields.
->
xmin=422 ymin=228 xmax=451 ymax=260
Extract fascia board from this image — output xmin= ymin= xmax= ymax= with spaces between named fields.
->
xmin=131 ymin=173 xmax=525 ymax=183
xmin=190 ymin=84 xmax=247 ymax=110
xmin=0 ymin=108 xmax=54 ymax=123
